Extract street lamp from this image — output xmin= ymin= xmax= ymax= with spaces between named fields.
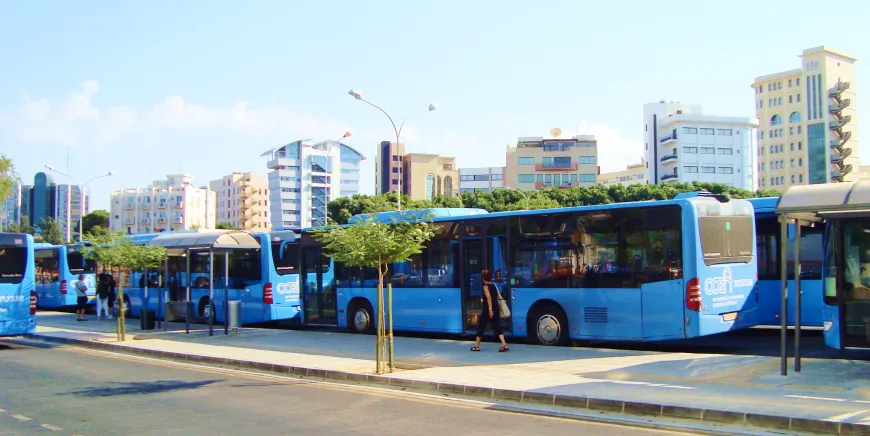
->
xmin=45 ymin=164 xmax=115 ymax=242
xmin=348 ymin=89 xmax=437 ymax=210
xmin=494 ymin=186 xmax=531 ymax=210
xmin=305 ymin=131 xmax=351 ymax=227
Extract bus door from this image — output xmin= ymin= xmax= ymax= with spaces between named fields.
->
xmin=460 ymin=223 xmax=484 ymax=332
xmin=486 ymin=219 xmax=512 ymax=333
xmin=300 ymin=244 xmax=337 ymax=326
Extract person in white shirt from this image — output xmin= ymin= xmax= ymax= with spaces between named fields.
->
xmin=74 ymin=274 xmax=89 ymax=321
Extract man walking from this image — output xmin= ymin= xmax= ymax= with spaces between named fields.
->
xmin=74 ymin=274 xmax=89 ymax=321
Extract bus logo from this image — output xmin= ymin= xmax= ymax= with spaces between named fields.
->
xmin=704 ymin=267 xmax=733 ymax=295
xmin=276 ymin=280 xmax=299 ymax=296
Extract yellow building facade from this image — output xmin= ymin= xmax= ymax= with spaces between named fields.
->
xmin=504 ymin=135 xmax=598 ymax=190
xmin=403 ymin=153 xmax=459 ymax=200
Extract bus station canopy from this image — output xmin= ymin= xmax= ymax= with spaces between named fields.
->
xmin=149 ymin=230 xmax=261 ymax=256
xmin=775 ymin=181 xmax=870 ymax=220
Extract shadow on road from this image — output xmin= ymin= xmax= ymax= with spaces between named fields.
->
xmin=67 ymin=379 xmax=220 ymax=397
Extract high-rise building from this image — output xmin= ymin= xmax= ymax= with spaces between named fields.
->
xmin=643 ymin=102 xmax=756 ymax=188
xmin=374 ymin=141 xmax=406 ymax=195
xmin=1 ymin=183 xmax=22 ymax=231
xmin=459 ymin=167 xmax=505 ymax=194
xmin=7 ymin=172 xmax=89 ymax=240
xmin=752 ymin=46 xmax=858 ymax=191
xmin=599 ymin=162 xmax=647 ymax=187
xmin=209 ymin=172 xmax=270 ymax=231
xmin=261 ymin=139 xmax=365 ymax=229
xmin=402 ymin=153 xmax=459 ymax=200
xmin=109 ymin=174 xmax=216 ymax=235
xmin=504 ymin=135 xmax=599 ymax=189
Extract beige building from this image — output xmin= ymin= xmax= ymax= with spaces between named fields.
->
xmin=403 ymin=153 xmax=459 ymax=200
xmin=504 ymin=135 xmax=598 ymax=189
xmin=209 ymin=172 xmax=270 ymax=231
xmin=599 ymin=162 xmax=646 ymax=186
xmin=110 ymin=174 xmax=216 ymax=235
xmin=752 ymin=46 xmax=858 ymax=191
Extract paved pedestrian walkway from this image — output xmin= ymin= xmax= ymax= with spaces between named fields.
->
xmin=27 ymin=311 xmax=870 ymax=434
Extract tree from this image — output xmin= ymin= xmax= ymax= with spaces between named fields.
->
xmin=310 ymin=214 xmax=434 ymax=374
xmin=83 ymin=230 xmax=167 ymax=341
xmin=39 ymin=218 xmax=64 ymax=245
xmin=81 ymin=210 xmax=110 ymax=236
xmin=5 ymin=216 xmax=34 ymax=235
xmin=0 ymin=154 xmax=19 ymax=208
xmin=216 ymin=222 xmax=240 ymax=230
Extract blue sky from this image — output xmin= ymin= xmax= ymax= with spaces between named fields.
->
xmin=1 ymin=0 xmax=867 ymax=210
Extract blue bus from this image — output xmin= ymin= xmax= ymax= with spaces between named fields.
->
xmin=0 ymin=233 xmax=37 ymax=337
xmin=124 ymin=230 xmax=302 ymax=325
xmin=300 ymin=193 xmax=759 ymax=345
xmin=750 ymin=197 xmax=824 ymax=327
xmin=33 ymin=242 xmax=97 ymax=309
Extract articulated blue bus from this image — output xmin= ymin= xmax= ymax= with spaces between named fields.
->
xmin=750 ymin=197 xmax=823 ymax=327
xmin=0 ymin=233 xmax=37 ymax=337
xmin=301 ymin=193 xmax=759 ymax=345
xmin=33 ymin=242 xmax=97 ymax=309
xmin=123 ymin=229 xmax=302 ymax=325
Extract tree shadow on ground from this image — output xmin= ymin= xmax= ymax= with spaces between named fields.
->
xmin=67 ymin=379 xmax=220 ymax=397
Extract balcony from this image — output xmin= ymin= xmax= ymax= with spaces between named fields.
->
xmin=830 ymin=115 xmax=852 ymax=130
xmin=535 ymin=162 xmax=578 ymax=171
xmin=829 ymin=81 xmax=851 ymax=98
xmin=830 ymin=99 xmax=851 ymax=113
xmin=660 ymin=154 xmax=678 ymax=163
xmin=659 ymin=134 xmax=677 ymax=144
xmin=172 ymin=201 xmax=183 ymax=209
xmin=831 ymin=147 xmax=853 ymax=165
xmin=172 ymin=216 xmax=183 ymax=224
xmin=534 ymin=181 xmax=580 ymax=189
xmin=157 ymin=217 xmax=167 ymax=224
xmin=125 ymin=203 xmax=135 ymax=210
xmin=140 ymin=217 xmax=151 ymax=225
xmin=831 ymin=164 xmax=853 ymax=182
xmin=124 ymin=218 xmax=135 ymax=225
xmin=661 ymin=174 xmax=679 ymax=181
xmin=157 ymin=202 xmax=167 ymax=209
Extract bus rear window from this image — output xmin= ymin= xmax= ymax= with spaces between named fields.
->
xmin=0 ymin=247 xmax=27 ymax=284
xmin=699 ymin=216 xmax=754 ymax=265
xmin=272 ymin=242 xmax=300 ymax=276
xmin=67 ymin=248 xmax=96 ymax=274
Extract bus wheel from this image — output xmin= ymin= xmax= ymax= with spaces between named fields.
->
xmin=349 ymin=301 xmax=374 ymax=334
xmin=123 ymin=296 xmax=132 ymax=318
xmin=198 ymin=297 xmax=211 ymax=319
xmin=528 ymin=305 xmax=569 ymax=346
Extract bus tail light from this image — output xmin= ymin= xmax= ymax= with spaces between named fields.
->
xmin=686 ymin=277 xmax=701 ymax=311
xmin=264 ymin=283 xmax=273 ymax=305
xmin=60 ymin=280 xmax=68 ymax=295
xmin=30 ymin=291 xmax=37 ymax=315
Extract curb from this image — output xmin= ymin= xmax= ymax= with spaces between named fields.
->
xmin=28 ymin=334 xmax=867 ymax=436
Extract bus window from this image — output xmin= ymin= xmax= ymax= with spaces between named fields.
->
xmin=786 ymin=225 xmax=823 ymax=279
xmin=230 ymin=250 xmax=262 ymax=285
xmin=842 ymin=219 xmax=870 ymax=302
xmin=0 ymin=247 xmax=27 ymax=284
xmin=756 ymin=217 xmax=779 ymax=280
xmin=425 ymin=239 xmax=455 ymax=287
xmin=67 ymin=247 xmax=96 ymax=274
xmin=699 ymin=215 xmax=754 ymax=266
xmin=271 ymin=241 xmax=300 ymax=276
xmin=391 ymin=254 xmax=424 ymax=288
xmin=35 ymin=249 xmax=60 ymax=284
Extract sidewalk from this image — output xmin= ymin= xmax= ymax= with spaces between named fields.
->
xmin=28 ymin=312 xmax=870 ymax=435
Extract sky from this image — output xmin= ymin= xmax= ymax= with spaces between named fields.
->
xmin=1 ymin=0 xmax=868 ymax=211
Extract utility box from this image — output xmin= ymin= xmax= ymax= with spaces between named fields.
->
xmin=227 ymin=300 xmax=241 ymax=333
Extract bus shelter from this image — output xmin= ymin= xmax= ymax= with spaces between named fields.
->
xmin=149 ymin=230 xmax=261 ymax=336
xmin=775 ymin=181 xmax=869 ymax=374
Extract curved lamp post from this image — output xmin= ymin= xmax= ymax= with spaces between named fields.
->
xmin=348 ymin=89 xmax=437 ymax=210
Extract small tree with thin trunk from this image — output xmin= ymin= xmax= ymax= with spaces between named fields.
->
xmin=310 ymin=214 xmax=433 ymax=374
xmin=83 ymin=231 xmax=166 ymax=341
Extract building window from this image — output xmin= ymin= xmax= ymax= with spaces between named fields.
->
xmin=700 ymin=147 xmax=715 ymax=154
xmin=789 ymin=95 xmax=793 ymax=103
xmin=761 ymin=163 xmax=766 ymax=171
xmin=517 ymin=174 xmax=535 ymax=183
xmin=718 ymin=167 xmax=733 ymax=174
xmin=517 ymin=157 xmax=534 ymax=165
xmin=700 ymin=128 xmax=714 ymax=135
xmin=789 ymin=111 xmax=802 ymax=123
xmin=472 ymin=174 xmax=489 ymax=181
xmin=536 ymin=174 xmax=543 ymax=182
xmin=541 ymin=157 xmax=552 ymax=165
xmin=759 ymin=100 xmax=763 ymax=109
xmin=717 ymin=148 xmax=733 ymax=155
xmin=682 ymin=127 xmax=698 ymax=134
xmin=392 ymin=179 xmax=399 ymax=185
xmin=578 ymin=174 xmax=596 ymax=182
xmin=771 ymin=115 xmax=782 ymax=126
xmin=717 ymin=129 xmax=733 ymax=136
xmin=571 ymin=174 xmax=578 ymax=182
xmin=700 ymin=166 xmax=715 ymax=174
xmin=578 ymin=156 xmax=595 ymax=164
xmin=760 ymin=131 xmax=764 ymax=139
xmin=791 ymin=159 xmax=795 ymax=167
xmin=425 ymin=174 xmax=435 ymax=200
xmin=778 ymin=97 xmax=782 ymax=105
xmin=798 ymin=141 xmax=802 ymax=150
xmin=683 ymin=166 xmax=698 ymax=173
xmin=796 ymin=78 xmax=800 ymax=86
xmin=797 ymin=93 xmax=801 ymax=102
xmin=683 ymin=146 xmax=698 ymax=154
xmin=492 ymin=174 xmax=503 ymax=181
xmin=789 ymin=79 xmax=793 ymax=87
xmin=799 ymin=158 xmax=803 ymax=166
xmin=799 ymin=174 xmax=803 ymax=182
xmin=459 ymin=175 xmax=473 ymax=181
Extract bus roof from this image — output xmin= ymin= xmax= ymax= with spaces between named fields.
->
xmin=347 ymin=208 xmax=489 ymax=225
xmin=748 ymin=197 xmax=780 ymax=215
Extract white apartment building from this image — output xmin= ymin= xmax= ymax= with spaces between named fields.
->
xmin=261 ymin=139 xmax=364 ymax=229
xmin=110 ymin=174 xmax=216 ymax=235
xmin=458 ymin=167 xmax=504 ymax=194
xmin=599 ymin=162 xmax=646 ymax=186
xmin=644 ymin=102 xmax=757 ymax=189
xmin=209 ymin=172 xmax=270 ymax=231
xmin=752 ymin=46 xmax=859 ymax=191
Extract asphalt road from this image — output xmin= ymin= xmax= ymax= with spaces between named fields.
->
xmin=0 ymin=341 xmax=693 ymax=436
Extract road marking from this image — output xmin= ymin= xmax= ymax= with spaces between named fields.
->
xmin=785 ymin=395 xmax=846 ymax=402
xmin=41 ymin=424 xmax=63 ymax=431
xmin=0 ymin=407 xmax=5 ymax=412
xmin=853 ymin=400 xmax=870 ymax=404
xmin=10 ymin=414 xmax=32 ymax=421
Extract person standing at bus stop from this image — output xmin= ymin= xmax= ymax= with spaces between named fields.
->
xmin=471 ymin=269 xmax=509 ymax=352
xmin=74 ymin=274 xmax=89 ymax=321
xmin=95 ymin=273 xmax=112 ymax=320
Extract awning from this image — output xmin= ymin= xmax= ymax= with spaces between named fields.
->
xmin=776 ymin=181 xmax=870 ymax=219
xmin=149 ymin=230 xmax=261 ymax=256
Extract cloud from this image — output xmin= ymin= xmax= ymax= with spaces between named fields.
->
xmin=575 ymin=121 xmax=644 ymax=173
xmin=8 ymin=80 xmax=353 ymax=148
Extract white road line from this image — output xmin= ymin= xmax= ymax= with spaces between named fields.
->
xmin=41 ymin=424 xmax=63 ymax=431
xmin=853 ymin=400 xmax=870 ymax=404
xmin=785 ymin=394 xmax=847 ymax=402
xmin=825 ymin=409 xmax=869 ymax=422
xmin=10 ymin=414 xmax=32 ymax=422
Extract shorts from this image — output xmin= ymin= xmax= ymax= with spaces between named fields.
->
xmin=77 ymin=296 xmax=88 ymax=311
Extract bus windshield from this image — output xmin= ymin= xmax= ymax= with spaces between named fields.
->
xmin=67 ymin=247 xmax=96 ymax=274
xmin=0 ymin=246 xmax=27 ymax=284
xmin=271 ymin=241 xmax=300 ymax=276
xmin=696 ymin=199 xmax=754 ymax=266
